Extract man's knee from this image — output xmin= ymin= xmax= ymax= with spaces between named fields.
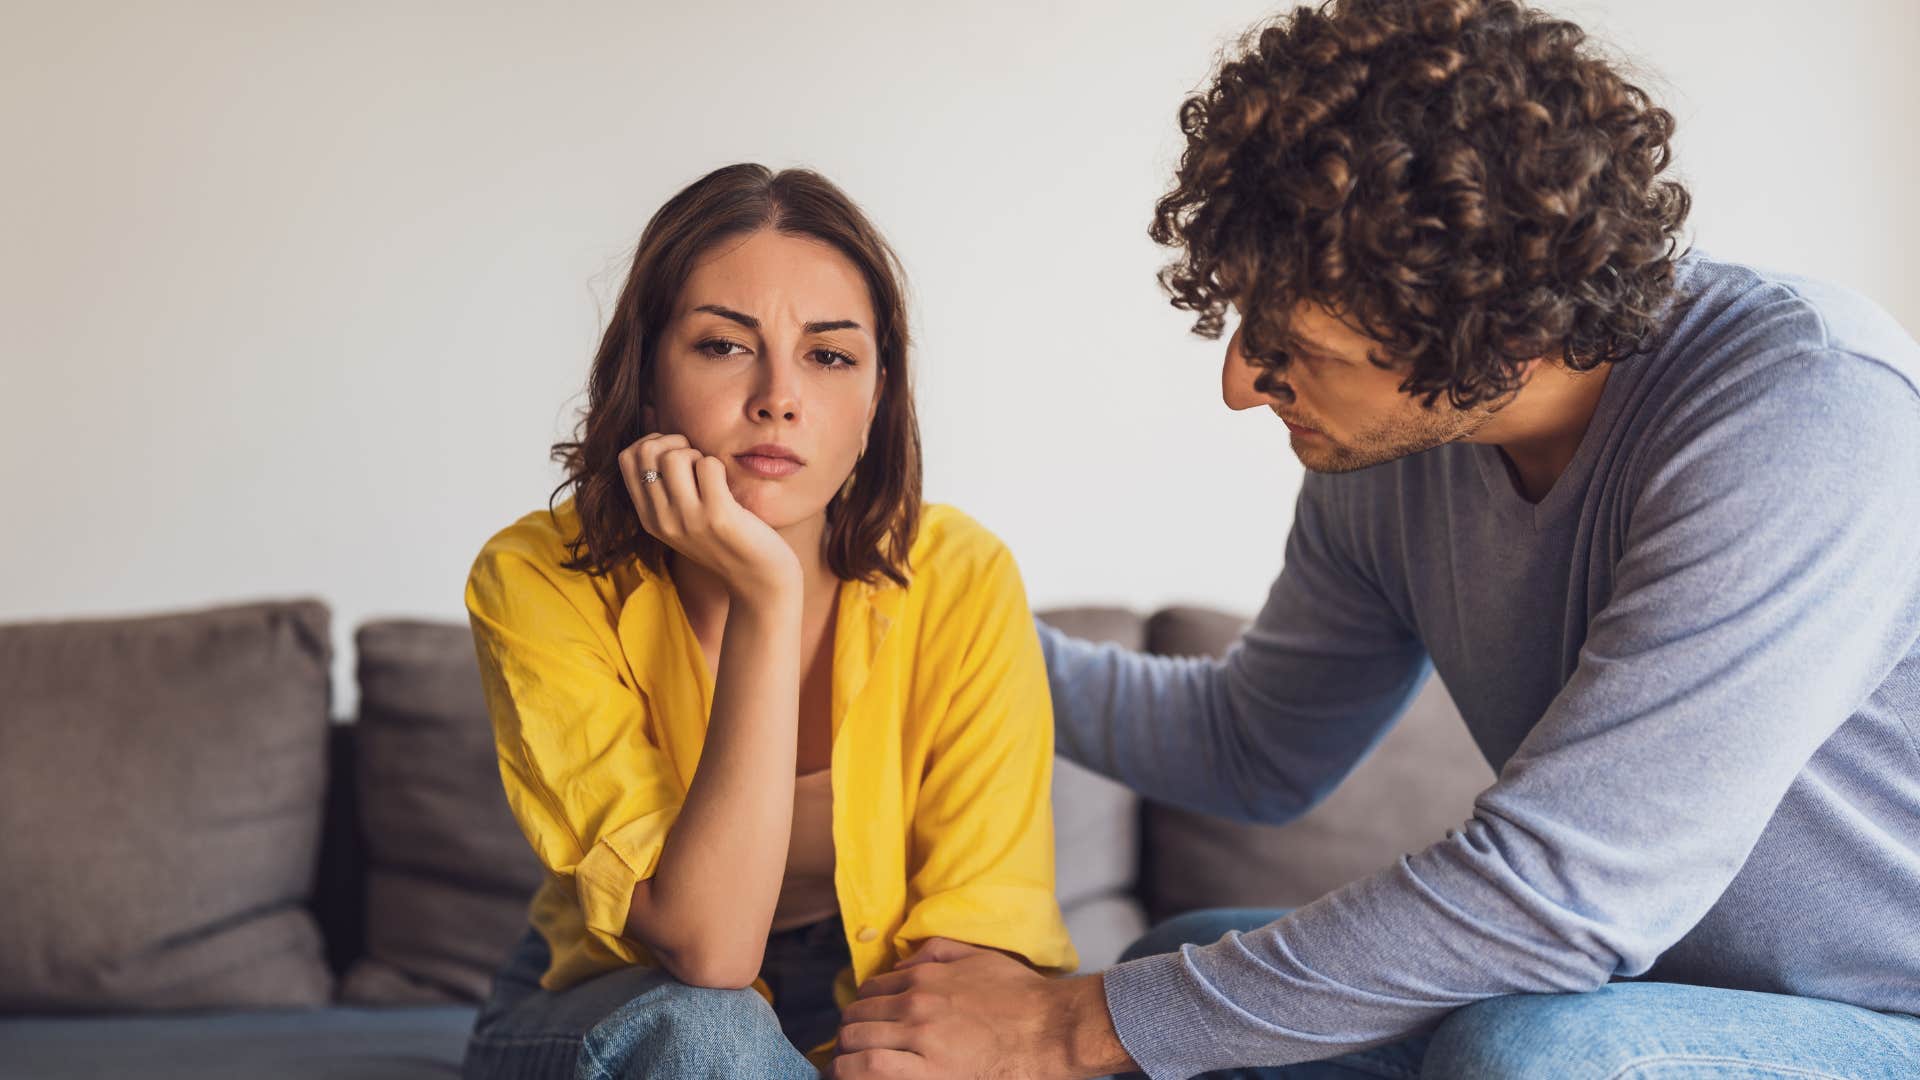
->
xmin=1423 ymin=991 xmax=1642 ymax=1080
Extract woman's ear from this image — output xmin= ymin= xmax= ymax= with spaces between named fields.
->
xmin=641 ymin=403 xmax=657 ymax=431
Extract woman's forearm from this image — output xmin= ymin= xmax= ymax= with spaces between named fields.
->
xmin=622 ymin=587 xmax=803 ymax=988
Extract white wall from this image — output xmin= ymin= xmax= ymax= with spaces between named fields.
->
xmin=4 ymin=1 xmax=1915 ymax=713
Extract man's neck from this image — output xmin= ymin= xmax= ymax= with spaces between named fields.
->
xmin=1462 ymin=360 xmax=1613 ymax=503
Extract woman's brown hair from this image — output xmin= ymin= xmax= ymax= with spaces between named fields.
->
xmin=1151 ymin=0 xmax=1692 ymax=407
xmin=550 ymin=163 xmax=922 ymax=586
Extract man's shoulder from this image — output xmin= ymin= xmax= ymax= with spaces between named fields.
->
xmin=1658 ymin=253 xmax=1920 ymax=402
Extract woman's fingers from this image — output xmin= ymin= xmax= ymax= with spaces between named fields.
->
xmin=619 ymin=433 xmax=687 ymax=534
xmin=693 ymin=454 xmax=740 ymax=519
xmin=656 ymin=446 xmax=705 ymax=532
xmin=614 ymin=433 xmax=796 ymax=594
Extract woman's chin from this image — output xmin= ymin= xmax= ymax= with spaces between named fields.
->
xmin=733 ymin=489 xmax=826 ymax=531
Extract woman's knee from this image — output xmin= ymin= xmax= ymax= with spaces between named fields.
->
xmin=579 ymin=981 xmax=804 ymax=1080
xmin=1118 ymin=907 xmax=1292 ymax=965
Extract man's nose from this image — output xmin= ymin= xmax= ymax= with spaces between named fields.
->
xmin=1222 ymin=326 xmax=1284 ymax=411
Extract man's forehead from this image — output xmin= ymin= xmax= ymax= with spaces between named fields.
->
xmin=1236 ymin=298 xmax=1381 ymax=358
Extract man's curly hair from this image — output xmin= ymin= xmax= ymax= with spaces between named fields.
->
xmin=1152 ymin=0 xmax=1691 ymax=407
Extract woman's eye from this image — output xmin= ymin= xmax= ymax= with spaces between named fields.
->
xmin=815 ymin=349 xmax=856 ymax=368
xmin=696 ymin=339 xmax=747 ymax=358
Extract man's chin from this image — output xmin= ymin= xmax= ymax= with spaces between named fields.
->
xmin=1290 ymin=438 xmax=1405 ymax=474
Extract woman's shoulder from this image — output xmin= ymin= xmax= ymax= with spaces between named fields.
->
xmin=909 ymin=503 xmax=1010 ymax=563
xmin=466 ymin=499 xmax=618 ymax=610
xmin=903 ymin=503 xmax=1025 ymax=595
xmin=472 ymin=500 xmax=580 ymax=570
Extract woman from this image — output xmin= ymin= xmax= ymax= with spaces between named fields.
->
xmin=459 ymin=163 xmax=1076 ymax=1079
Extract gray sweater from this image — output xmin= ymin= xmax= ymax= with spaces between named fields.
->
xmin=1039 ymin=253 xmax=1920 ymax=1077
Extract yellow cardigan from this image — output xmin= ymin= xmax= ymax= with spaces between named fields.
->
xmin=464 ymin=499 xmax=1077 ymax=1010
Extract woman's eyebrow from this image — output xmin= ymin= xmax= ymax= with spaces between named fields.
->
xmin=691 ymin=304 xmax=864 ymax=336
xmin=693 ymin=303 xmax=759 ymax=329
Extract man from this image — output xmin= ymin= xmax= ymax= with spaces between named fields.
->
xmin=831 ymin=0 xmax=1920 ymax=1077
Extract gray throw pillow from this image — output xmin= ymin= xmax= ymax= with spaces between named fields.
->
xmin=339 ymin=619 xmax=543 ymax=1005
xmin=0 ymin=600 xmax=335 ymax=1011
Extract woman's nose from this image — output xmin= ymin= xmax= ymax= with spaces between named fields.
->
xmin=748 ymin=357 xmax=802 ymax=422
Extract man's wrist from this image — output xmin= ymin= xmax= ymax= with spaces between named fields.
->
xmin=1053 ymin=972 xmax=1136 ymax=1077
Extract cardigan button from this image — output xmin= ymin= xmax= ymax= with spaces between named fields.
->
xmin=856 ymin=926 xmax=879 ymax=943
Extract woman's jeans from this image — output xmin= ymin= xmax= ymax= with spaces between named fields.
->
xmin=461 ymin=916 xmax=847 ymax=1080
xmin=1120 ymin=908 xmax=1920 ymax=1079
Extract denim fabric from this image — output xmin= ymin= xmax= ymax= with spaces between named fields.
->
xmin=461 ymin=921 xmax=843 ymax=1079
xmin=1118 ymin=909 xmax=1920 ymax=1079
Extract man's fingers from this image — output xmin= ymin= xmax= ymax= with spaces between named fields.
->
xmin=896 ymin=937 xmax=982 ymax=969
xmin=838 ymin=990 xmax=914 ymax=1026
xmin=830 ymin=1048 xmax=929 ymax=1080
xmin=833 ymin=1018 xmax=916 ymax=1054
xmin=855 ymin=968 xmax=914 ymax=1000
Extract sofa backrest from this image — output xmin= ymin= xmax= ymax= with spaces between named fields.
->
xmin=1037 ymin=605 xmax=1494 ymax=924
xmin=0 ymin=595 xmax=1493 ymax=1012
xmin=318 ymin=605 xmax=1494 ymax=997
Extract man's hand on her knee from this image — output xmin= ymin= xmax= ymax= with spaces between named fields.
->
xmin=830 ymin=938 xmax=1134 ymax=1079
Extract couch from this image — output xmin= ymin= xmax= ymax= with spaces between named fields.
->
xmin=0 ymin=598 xmax=1492 ymax=1078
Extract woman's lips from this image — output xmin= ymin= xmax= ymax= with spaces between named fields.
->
xmin=734 ymin=453 xmax=804 ymax=478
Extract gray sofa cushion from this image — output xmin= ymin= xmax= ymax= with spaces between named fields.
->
xmin=0 ymin=1004 xmax=474 ymax=1079
xmin=1138 ymin=612 xmax=1496 ymax=918
xmin=0 ymin=600 xmax=335 ymax=1011
xmin=340 ymin=620 xmax=545 ymax=1006
xmin=1034 ymin=608 xmax=1150 ymax=970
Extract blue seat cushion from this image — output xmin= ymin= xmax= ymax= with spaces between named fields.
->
xmin=0 ymin=1005 xmax=477 ymax=1079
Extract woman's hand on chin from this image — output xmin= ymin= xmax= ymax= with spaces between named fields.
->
xmin=620 ymin=432 xmax=801 ymax=601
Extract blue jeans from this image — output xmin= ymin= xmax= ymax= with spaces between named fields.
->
xmin=461 ymin=922 xmax=841 ymax=1079
xmin=1118 ymin=909 xmax=1920 ymax=1079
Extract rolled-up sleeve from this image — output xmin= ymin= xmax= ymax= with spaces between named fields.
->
xmin=465 ymin=542 xmax=682 ymax=959
xmin=897 ymin=539 xmax=1078 ymax=974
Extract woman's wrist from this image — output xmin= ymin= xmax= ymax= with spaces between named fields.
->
xmin=724 ymin=570 xmax=804 ymax=618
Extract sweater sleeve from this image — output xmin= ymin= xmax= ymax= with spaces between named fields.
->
xmin=1039 ymin=478 xmax=1432 ymax=824
xmin=1101 ymin=355 xmax=1920 ymax=1076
